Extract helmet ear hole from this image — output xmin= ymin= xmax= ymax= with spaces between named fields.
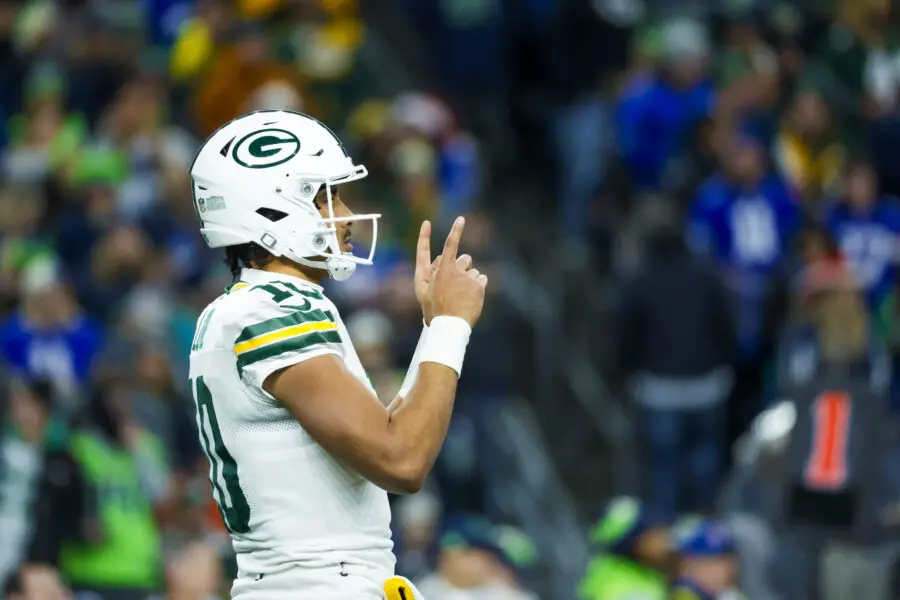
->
xmin=256 ymin=208 xmax=288 ymax=222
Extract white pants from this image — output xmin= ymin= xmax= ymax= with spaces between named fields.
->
xmin=231 ymin=562 xmax=391 ymax=599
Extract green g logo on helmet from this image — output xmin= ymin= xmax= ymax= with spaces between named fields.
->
xmin=232 ymin=128 xmax=301 ymax=168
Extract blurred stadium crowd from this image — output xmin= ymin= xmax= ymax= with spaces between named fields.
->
xmin=0 ymin=0 xmax=518 ymax=598
xmin=3 ymin=0 xmax=900 ymax=598
xmin=576 ymin=0 xmax=900 ymax=599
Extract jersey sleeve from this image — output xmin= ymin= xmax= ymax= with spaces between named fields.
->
xmin=232 ymin=297 xmax=343 ymax=392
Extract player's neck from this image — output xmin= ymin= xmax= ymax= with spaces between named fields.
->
xmin=257 ymin=258 xmax=324 ymax=286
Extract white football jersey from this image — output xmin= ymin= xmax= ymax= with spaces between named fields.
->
xmin=188 ymin=268 xmax=394 ymax=578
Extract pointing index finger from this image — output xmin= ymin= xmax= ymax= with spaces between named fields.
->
xmin=415 ymin=220 xmax=432 ymax=273
xmin=442 ymin=216 xmax=465 ymax=261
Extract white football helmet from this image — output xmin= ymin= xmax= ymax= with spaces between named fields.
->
xmin=190 ymin=110 xmax=379 ymax=281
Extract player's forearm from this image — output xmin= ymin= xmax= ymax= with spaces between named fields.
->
xmin=380 ymin=316 xmax=471 ymax=492
xmin=384 ymin=362 xmax=458 ymax=493
xmin=273 ymin=318 xmax=469 ymax=494
xmin=397 ymin=322 xmax=429 ymax=400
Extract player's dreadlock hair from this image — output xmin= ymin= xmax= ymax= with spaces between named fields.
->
xmin=224 ymin=243 xmax=275 ymax=280
xmin=2 ymin=569 xmax=22 ymax=598
xmin=223 ymin=207 xmax=288 ymax=279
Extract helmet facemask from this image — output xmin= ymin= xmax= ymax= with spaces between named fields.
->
xmin=282 ymin=167 xmax=380 ymax=282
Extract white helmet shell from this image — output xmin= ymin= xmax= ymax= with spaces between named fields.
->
xmin=190 ymin=110 xmax=379 ymax=281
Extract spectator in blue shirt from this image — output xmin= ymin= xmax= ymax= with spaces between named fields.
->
xmin=616 ymin=19 xmax=715 ymax=191
xmin=827 ymin=158 xmax=900 ymax=314
xmin=143 ymin=0 xmax=194 ymax=48
xmin=0 ymin=259 xmax=103 ymax=411
xmin=688 ymin=136 xmax=799 ymax=447
xmin=689 ymin=137 xmax=799 ymax=356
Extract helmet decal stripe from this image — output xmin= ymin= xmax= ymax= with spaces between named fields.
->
xmin=219 ymin=136 xmax=235 ymax=157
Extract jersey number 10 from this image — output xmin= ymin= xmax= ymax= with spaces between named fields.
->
xmin=192 ymin=375 xmax=252 ymax=534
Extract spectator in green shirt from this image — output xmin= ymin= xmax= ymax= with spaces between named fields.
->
xmin=579 ymin=497 xmax=672 ymax=600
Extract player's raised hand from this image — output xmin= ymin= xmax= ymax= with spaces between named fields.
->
xmin=427 ymin=216 xmax=488 ymax=328
xmin=414 ymin=220 xmax=439 ymax=324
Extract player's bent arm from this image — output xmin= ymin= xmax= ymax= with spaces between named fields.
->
xmin=265 ymin=354 xmax=458 ymax=494
xmin=383 ymin=361 xmax=458 ymax=486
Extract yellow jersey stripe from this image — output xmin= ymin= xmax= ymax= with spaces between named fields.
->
xmin=234 ymin=320 xmax=337 ymax=355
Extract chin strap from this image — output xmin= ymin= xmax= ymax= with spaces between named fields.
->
xmin=327 ymin=258 xmax=357 ymax=281
xmin=295 ymin=254 xmax=357 ymax=281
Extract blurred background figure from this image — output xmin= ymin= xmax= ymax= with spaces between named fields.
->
xmin=719 ymin=402 xmax=794 ymax=600
xmin=774 ymin=89 xmax=844 ymax=204
xmin=0 ymin=258 xmax=103 ymax=411
xmin=2 ymin=61 xmax=85 ymax=186
xmin=0 ymin=377 xmax=59 ymax=588
xmin=578 ymin=497 xmax=670 ymax=600
xmin=393 ymin=490 xmax=443 ymax=582
xmin=767 ymin=257 xmax=900 ymax=600
xmin=416 ymin=514 xmax=538 ymax=600
xmin=345 ymin=309 xmax=402 ymax=404
xmin=616 ymin=18 xmax=713 ymax=194
xmin=617 ymin=220 xmax=734 ymax=519
xmin=688 ymin=135 xmax=798 ymax=453
xmin=24 ymin=377 xmax=166 ymax=600
xmin=825 ymin=158 xmax=900 ymax=337
xmin=671 ymin=517 xmax=745 ymax=600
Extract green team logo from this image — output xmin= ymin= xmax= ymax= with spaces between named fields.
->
xmin=232 ymin=128 xmax=301 ymax=168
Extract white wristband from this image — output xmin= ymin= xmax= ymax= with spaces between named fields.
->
xmin=419 ymin=316 xmax=471 ymax=377
xmin=398 ymin=323 xmax=429 ymax=399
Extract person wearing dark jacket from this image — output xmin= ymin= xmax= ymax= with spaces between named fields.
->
xmin=768 ymin=257 xmax=899 ymax=600
xmin=617 ymin=223 xmax=736 ymax=520
xmin=22 ymin=378 xmax=166 ymax=600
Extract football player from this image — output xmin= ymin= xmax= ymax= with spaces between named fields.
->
xmin=188 ymin=110 xmax=487 ymax=599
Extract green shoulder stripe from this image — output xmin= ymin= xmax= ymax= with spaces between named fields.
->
xmin=275 ymin=280 xmax=324 ymax=300
xmin=236 ymin=308 xmax=332 ymax=345
xmin=237 ymin=329 xmax=342 ymax=373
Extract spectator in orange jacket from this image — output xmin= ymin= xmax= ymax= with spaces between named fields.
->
xmin=193 ymin=22 xmax=307 ymax=137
